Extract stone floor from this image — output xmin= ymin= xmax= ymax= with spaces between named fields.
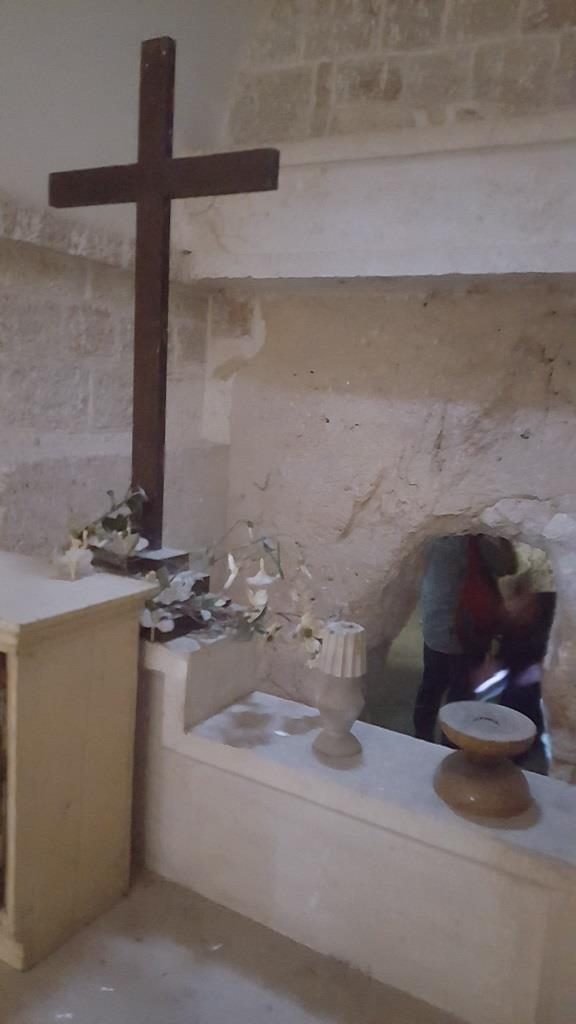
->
xmin=0 ymin=877 xmax=463 ymax=1024
xmin=368 ymin=613 xmax=423 ymax=738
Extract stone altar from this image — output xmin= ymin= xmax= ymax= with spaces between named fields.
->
xmin=139 ymin=650 xmax=576 ymax=1024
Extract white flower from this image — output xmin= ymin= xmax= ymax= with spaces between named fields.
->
xmin=246 ymin=559 xmax=279 ymax=588
xmin=139 ymin=608 xmax=155 ymax=628
xmin=55 ymin=537 xmax=94 ymax=581
xmin=294 ymin=611 xmax=323 ymax=660
xmin=224 ymin=553 xmax=240 ymax=590
xmin=304 ymin=636 xmax=322 ymax=658
xmin=100 ymin=530 xmax=147 ymax=558
xmin=248 ymin=588 xmax=268 ymax=611
xmin=86 ymin=534 xmax=107 ymax=549
xmin=263 ymin=620 xmax=282 ymax=642
xmin=140 ymin=607 xmax=175 ymax=636
xmin=106 ymin=503 xmax=131 ymax=521
xmin=157 ymin=617 xmax=175 ymax=633
xmin=246 ymin=588 xmax=268 ymax=622
xmin=156 ymin=573 xmax=193 ymax=605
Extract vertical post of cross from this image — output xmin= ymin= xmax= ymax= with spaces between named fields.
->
xmin=132 ymin=37 xmax=175 ymax=548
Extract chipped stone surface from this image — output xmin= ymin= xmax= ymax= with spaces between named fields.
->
xmin=475 ymin=37 xmax=556 ymax=114
xmin=524 ymin=0 xmax=576 ymax=31
xmin=552 ymin=29 xmax=576 ymax=104
xmin=446 ymin=0 xmax=521 ymax=41
xmin=303 ymin=0 xmax=334 ymax=59
xmin=0 ymin=190 xmax=132 ymax=271
xmin=250 ymin=0 xmax=304 ymax=64
xmin=64 ymin=305 xmax=118 ymax=359
xmin=211 ymin=290 xmax=254 ymax=338
xmin=226 ymin=0 xmax=575 ymax=143
xmin=0 ymin=211 xmax=216 ymax=555
xmin=2 ymin=363 xmax=91 ymax=431
xmin=404 ymin=50 xmax=472 ymax=105
xmin=90 ymin=360 xmax=133 ymax=431
xmin=312 ymin=61 xmax=335 ymax=135
xmin=229 ymin=67 xmax=315 ymax=144
xmin=0 ymin=189 xmax=190 ymax=283
xmin=0 ymin=454 xmax=132 ymax=553
xmin=335 ymin=57 xmax=403 ymax=103
xmin=305 ymin=0 xmax=382 ymax=59
xmin=383 ymin=0 xmax=445 ymax=50
xmin=331 ymin=98 xmax=414 ymax=133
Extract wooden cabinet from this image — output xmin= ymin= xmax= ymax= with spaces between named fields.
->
xmin=0 ymin=552 xmax=152 ymax=969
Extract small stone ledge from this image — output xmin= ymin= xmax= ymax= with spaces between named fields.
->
xmin=0 ymin=189 xmax=188 ymax=281
xmin=142 ymin=633 xmax=256 ymax=731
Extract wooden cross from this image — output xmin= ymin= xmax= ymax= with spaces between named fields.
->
xmin=49 ymin=37 xmax=279 ymax=548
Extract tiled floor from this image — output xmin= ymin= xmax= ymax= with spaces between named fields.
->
xmin=0 ymin=877 xmax=462 ymax=1024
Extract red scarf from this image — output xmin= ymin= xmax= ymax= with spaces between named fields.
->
xmin=456 ymin=537 xmax=503 ymax=648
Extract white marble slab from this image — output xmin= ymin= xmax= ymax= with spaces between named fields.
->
xmin=143 ymin=686 xmax=576 ymax=1024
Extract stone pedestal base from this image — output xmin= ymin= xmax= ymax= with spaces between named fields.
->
xmin=435 ymin=702 xmax=536 ymax=819
xmin=434 ymin=751 xmax=532 ymax=818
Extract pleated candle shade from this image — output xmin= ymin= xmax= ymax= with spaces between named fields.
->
xmin=317 ymin=621 xmax=366 ymax=678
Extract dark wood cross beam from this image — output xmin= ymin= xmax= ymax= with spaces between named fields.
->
xmin=50 ymin=36 xmax=279 ymax=547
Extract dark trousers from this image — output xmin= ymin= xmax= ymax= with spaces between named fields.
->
xmin=500 ymin=680 xmax=544 ymax=737
xmin=498 ymin=592 xmax=554 ymax=739
xmin=414 ymin=645 xmax=471 ymax=743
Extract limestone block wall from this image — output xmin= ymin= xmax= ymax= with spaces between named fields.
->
xmin=210 ymin=275 xmax=576 ymax=780
xmin=0 ymin=203 xmax=227 ymax=556
xmin=228 ymin=0 xmax=576 ymax=143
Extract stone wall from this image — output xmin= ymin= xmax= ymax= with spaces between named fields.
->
xmin=209 ymin=275 xmax=576 ymax=780
xmin=228 ymin=0 xmax=576 ymax=143
xmin=0 ymin=227 xmax=227 ymax=556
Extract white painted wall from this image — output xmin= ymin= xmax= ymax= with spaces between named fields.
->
xmin=176 ymin=116 xmax=576 ymax=279
xmin=0 ymin=0 xmax=260 ymax=232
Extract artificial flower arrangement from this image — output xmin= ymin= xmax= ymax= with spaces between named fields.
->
xmin=56 ymin=491 xmax=325 ymax=663
xmin=139 ymin=521 xmax=325 ymax=664
xmin=54 ymin=485 xmax=149 ymax=580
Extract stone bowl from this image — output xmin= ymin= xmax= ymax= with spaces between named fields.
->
xmin=434 ymin=701 xmax=537 ymax=819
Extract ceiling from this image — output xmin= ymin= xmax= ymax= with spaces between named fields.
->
xmin=0 ymin=0 xmax=261 ymax=234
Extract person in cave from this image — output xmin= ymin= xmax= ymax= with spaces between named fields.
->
xmin=414 ymin=533 xmax=516 ymax=743
xmin=497 ymin=545 xmax=556 ymax=741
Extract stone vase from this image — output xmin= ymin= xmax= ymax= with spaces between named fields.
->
xmin=313 ymin=621 xmax=366 ymax=758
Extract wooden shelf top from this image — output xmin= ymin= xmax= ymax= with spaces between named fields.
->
xmin=0 ymin=550 xmax=154 ymax=635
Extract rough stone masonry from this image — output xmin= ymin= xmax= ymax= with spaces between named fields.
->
xmin=228 ymin=0 xmax=576 ymax=143
xmin=0 ymin=191 xmax=227 ymax=557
